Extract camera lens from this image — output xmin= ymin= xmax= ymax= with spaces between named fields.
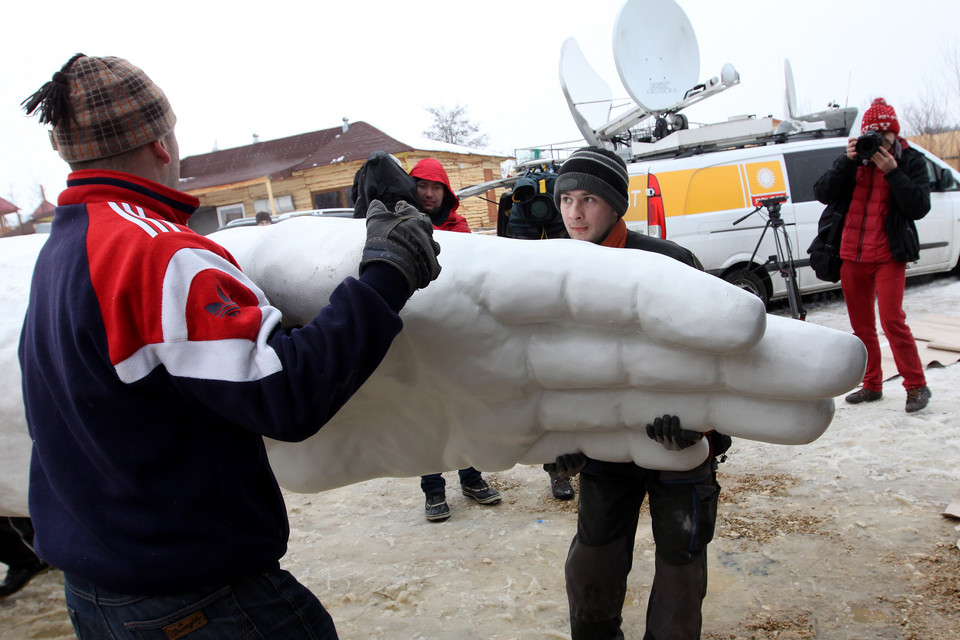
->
xmin=511 ymin=184 xmax=536 ymax=204
xmin=856 ymin=131 xmax=883 ymax=161
xmin=528 ymin=197 xmax=552 ymax=221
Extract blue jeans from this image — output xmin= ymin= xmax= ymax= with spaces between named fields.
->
xmin=64 ymin=568 xmax=338 ymax=639
xmin=420 ymin=467 xmax=482 ymax=494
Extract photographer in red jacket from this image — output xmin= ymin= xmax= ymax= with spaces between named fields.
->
xmin=814 ymin=98 xmax=932 ymax=413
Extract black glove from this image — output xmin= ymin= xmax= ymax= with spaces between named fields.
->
xmin=360 ymin=199 xmax=441 ymax=296
xmin=646 ymin=414 xmax=702 ymax=451
xmin=543 ymin=452 xmax=588 ymax=478
xmin=711 ymin=432 xmax=732 ymax=457
xmin=350 ymin=151 xmax=419 ymax=218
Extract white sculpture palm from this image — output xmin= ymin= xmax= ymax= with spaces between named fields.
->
xmin=215 ymin=218 xmax=864 ymax=493
xmin=0 ymin=218 xmax=865 ymax=514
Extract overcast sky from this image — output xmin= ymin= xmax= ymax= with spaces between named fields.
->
xmin=3 ymin=0 xmax=959 ymax=217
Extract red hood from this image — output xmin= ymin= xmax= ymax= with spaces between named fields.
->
xmin=409 ymin=158 xmax=459 ymax=216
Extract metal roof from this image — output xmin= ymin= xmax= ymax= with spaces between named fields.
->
xmin=178 ymin=121 xmax=415 ymax=192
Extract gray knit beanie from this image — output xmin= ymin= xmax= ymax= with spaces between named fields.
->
xmin=553 ymin=146 xmax=630 ymax=216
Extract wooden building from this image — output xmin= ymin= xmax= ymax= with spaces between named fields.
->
xmin=179 ymin=121 xmax=510 ymax=235
xmin=0 ymin=196 xmax=20 ymax=237
xmin=908 ymin=130 xmax=960 ymax=173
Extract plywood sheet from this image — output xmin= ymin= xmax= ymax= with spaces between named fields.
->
xmin=942 ymin=489 xmax=960 ymax=519
xmin=879 ymin=314 xmax=960 ymax=381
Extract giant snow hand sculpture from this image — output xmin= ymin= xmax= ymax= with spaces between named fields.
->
xmin=212 ymin=217 xmax=866 ymax=493
xmin=0 ymin=218 xmax=866 ymax=513
xmin=1 ymin=234 xmax=48 ymax=516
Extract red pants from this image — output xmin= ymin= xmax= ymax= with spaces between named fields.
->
xmin=840 ymin=260 xmax=926 ymax=391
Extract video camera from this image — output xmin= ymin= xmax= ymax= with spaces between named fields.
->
xmin=758 ymin=195 xmax=788 ymax=215
xmin=855 ymin=130 xmax=885 ymax=164
xmin=497 ymin=167 xmax=567 ymax=240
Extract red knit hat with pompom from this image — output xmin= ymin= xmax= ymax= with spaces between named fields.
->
xmin=861 ymin=98 xmax=900 ymax=135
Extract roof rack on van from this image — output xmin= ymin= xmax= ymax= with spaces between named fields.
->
xmin=621 ymin=115 xmax=854 ymax=163
xmin=550 ymin=0 xmax=857 ymax=165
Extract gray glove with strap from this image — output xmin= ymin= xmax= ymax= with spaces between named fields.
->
xmin=646 ymin=414 xmax=702 ymax=451
xmin=360 ymin=199 xmax=441 ymax=296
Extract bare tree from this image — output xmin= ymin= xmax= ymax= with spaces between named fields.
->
xmin=422 ymin=104 xmax=489 ymax=149
xmin=901 ymin=88 xmax=953 ymax=135
xmin=901 ymin=43 xmax=960 ymax=170
xmin=902 ymin=43 xmax=960 ymax=135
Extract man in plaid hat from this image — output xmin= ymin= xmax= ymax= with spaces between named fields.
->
xmin=546 ymin=146 xmax=729 ymax=640
xmin=20 ymin=53 xmax=440 ymax=639
xmin=814 ymin=98 xmax=932 ymax=413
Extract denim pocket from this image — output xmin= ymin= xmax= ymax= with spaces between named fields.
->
xmin=66 ymin=606 xmax=87 ymax=640
xmin=123 ymin=587 xmax=256 ymax=640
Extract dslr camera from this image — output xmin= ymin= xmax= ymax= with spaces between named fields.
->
xmin=855 ymin=130 xmax=885 ymax=163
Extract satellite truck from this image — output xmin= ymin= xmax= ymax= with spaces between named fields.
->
xmin=460 ymin=0 xmax=960 ymax=309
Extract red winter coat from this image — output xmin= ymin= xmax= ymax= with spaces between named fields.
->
xmin=409 ymin=158 xmax=470 ymax=233
xmin=839 ymin=161 xmax=893 ymax=263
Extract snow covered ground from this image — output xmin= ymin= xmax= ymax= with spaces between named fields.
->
xmin=3 ymin=273 xmax=959 ymax=639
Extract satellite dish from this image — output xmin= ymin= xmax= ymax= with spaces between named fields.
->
xmin=613 ymin=0 xmax=700 ymax=112
xmin=783 ymin=58 xmax=798 ymax=119
xmin=559 ymin=37 xmax=613 ymax=148
xmin=778 ymin=57 xmax=859 ymax=135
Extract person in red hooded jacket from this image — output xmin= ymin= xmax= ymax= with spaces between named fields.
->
xmin=407 ymin=158 xmax=503 ymax=522
xmin=409 ymin=158 xmax=471 ymax=232
xmin=814 ymin=98 xmax=932 ymax=413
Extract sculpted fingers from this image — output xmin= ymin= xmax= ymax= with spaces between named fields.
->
xmin=520 ymin=430 xmax=710 ymax=471
xmin=537 ymin=389 xmax=835 ymax=445
xmin=527 ymin=325 xmax=720 ymax=390
xmin=456 ymin=236 xmax=766 ymax=354
xmin=720 ymin=315 xmax=867 ymax=398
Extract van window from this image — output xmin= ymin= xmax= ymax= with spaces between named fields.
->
xmin=783 ymin=148 xmax=841 ymax=203
xmin=920 ymin=155 xmax=959 ymax=192
xmin=922 ymin=156 xmax=938 ymax=191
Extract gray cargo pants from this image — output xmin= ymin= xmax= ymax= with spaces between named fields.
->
xmin=565 ymin=459 xmax=719 ymax=640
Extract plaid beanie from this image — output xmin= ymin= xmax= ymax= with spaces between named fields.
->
xmin=860 ymin=97 xmax=900 ymax=135
xmin=554 ymin=146 xmax=630 ymax=216
xmin=22 ymin=53 xmax=176 ymax=163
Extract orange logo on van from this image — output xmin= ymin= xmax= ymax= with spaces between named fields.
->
xmin=744 ymin=161 xmax=787 ymax=206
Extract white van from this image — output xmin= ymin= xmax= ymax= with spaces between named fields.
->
xmin=621 ymin=135 xmax=960 ymax=306
xmin=461 ymin=0 xmax=960 ymax=308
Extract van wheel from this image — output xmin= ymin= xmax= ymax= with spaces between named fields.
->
xmin=722 ymin=268 xmax=769 ymax=307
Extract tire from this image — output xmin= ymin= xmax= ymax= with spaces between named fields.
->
xmin=722 ymin=266 xmax=769 ymax=307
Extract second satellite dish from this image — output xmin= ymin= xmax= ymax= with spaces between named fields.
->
xmin=559 ymin=37 xmax=614 ymax=147
xmin=613 ymin=0 xmax=700 ymax=112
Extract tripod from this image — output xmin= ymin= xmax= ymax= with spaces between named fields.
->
xmin=733 ymin=196 xmax=806 ymax=320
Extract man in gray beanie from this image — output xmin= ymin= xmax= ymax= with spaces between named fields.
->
xmin=547 ymin=146 xmax=729 ymax=640
xmin=20 ymin=53 xmax=440 ymax=639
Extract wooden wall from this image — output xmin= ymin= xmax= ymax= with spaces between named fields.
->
xmin=909 ymin=131 xmax=960 ymax=172
xmin=189 ymin=151 xmax=507 ymax=232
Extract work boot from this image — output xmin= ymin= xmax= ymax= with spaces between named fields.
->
xmin=905 ymin=386 xmax=931 ymax=413
xmin=549 ymin=471 xmax=575 ymax=500
xmin=845 ymin=387 xmax=882 ymax=404
xmin=424 ymin=492 xmax=450 ymax=522
xmin=0 ymin=560 xmax=50 ymax=599
xmin=460 ymin=478 xmax=501 ymax=505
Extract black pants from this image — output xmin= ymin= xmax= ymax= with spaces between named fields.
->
xmin=0 ymin=517 xmax=39 ymax=570
xmin=565 ymin=460 xmax=719 ymax=640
